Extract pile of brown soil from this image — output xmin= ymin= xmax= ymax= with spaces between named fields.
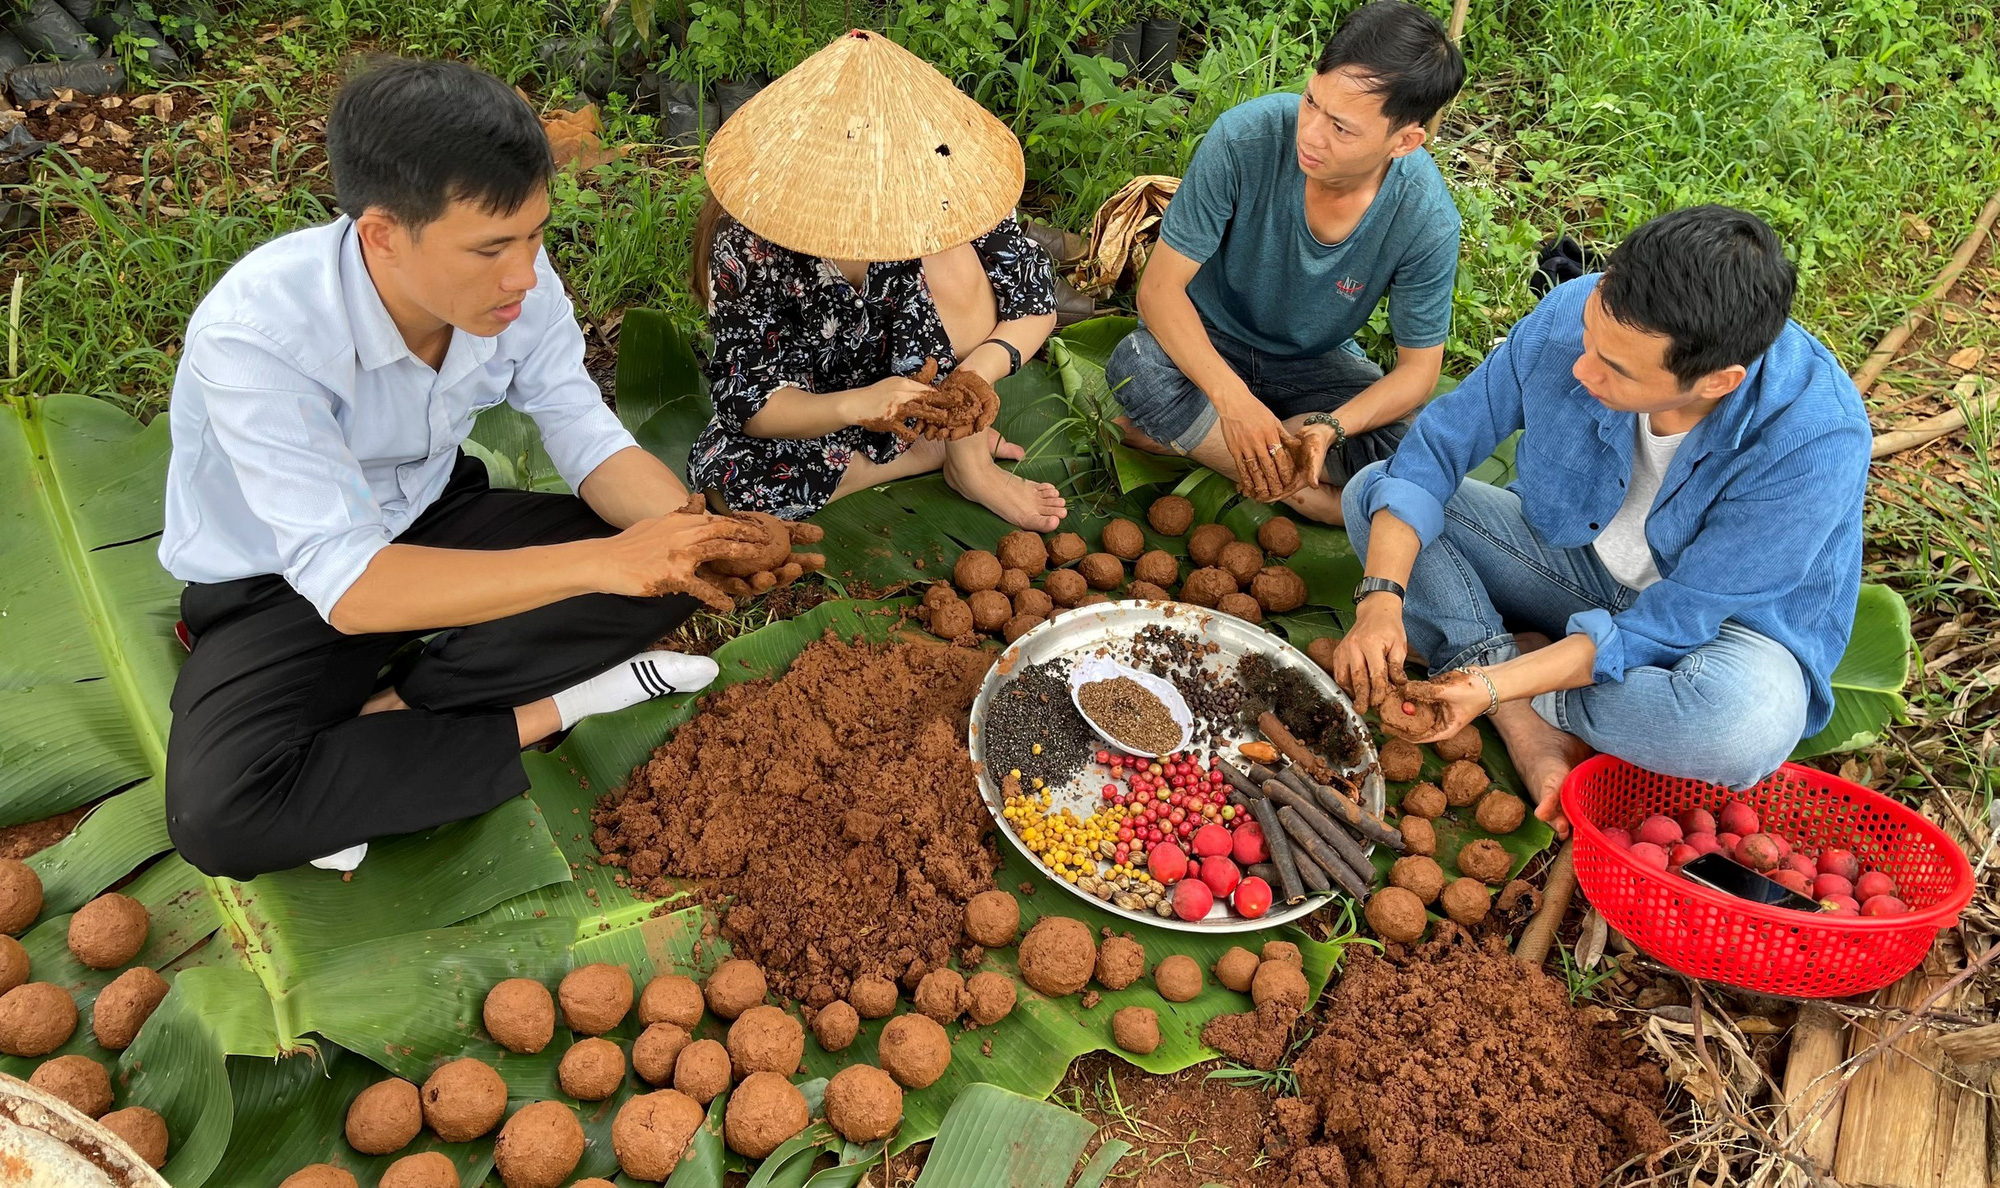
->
xmin=1277 ymin=928 xmax=1669 ymax=1188
xmin=594 ymin=638 xmax=999 ymax=1005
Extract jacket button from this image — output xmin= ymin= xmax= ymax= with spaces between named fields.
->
xmin=1589 ymin=522 xmax=1600 ymax=530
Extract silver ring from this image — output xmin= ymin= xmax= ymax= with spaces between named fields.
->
xmin=1267 ymin=443 xmax=1281 ymax=456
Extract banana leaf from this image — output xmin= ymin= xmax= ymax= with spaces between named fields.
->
xmin=1792 ymin=583 xmax=1912 ymax=758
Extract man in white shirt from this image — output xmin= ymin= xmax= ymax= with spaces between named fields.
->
xmin=161 ymin=59 xmax=770 ymax=879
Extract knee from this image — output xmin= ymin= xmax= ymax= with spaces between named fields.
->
xmin=1657 ymin=661 xmax=1808 ymax=788
xmin=165 ymin=756 xmax=278 ymax=880
xmin=1104 ymin=329 xmax=1161 ymax=402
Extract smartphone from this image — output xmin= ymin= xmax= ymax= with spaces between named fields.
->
xmin=1678 ymin=852 xmax=1824 ymax=913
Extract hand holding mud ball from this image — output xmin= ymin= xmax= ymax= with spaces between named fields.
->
xmin=1328 ymin=589 xmax=1408 ymax=713
xmin=841 ymin=373 xmax=947 ymax=431
xmin=1215 ymin=386 xmax=1292 ymax=500
xmin=594 ymin=507 xmax=768 ymax=608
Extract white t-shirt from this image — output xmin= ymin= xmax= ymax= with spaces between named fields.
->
xmin=1592 ymin=413 xmax=1688 ymax=590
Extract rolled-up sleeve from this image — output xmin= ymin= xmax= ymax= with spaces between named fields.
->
xmin=186 ymin=323 xmax=392 ymax=621
xmin=972 ymin=216 xmax=1056 ymax=320
xmin=509 ymin=250 xmax=638 ymax=489
xmin=704 ymin=221 xmax=817 ymax=434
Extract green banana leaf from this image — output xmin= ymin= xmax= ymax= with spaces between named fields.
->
xmin=1792 ymin=583 xmax=1912 ymax=759
xmin=911 ymin=1084 xmax=1100 ymax=1188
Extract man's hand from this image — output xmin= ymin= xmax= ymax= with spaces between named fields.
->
xmin=1215 ymin=388 xmax=1290 ymax=497
xmin=595 ymin=511 xmax=767 ymax=609
xmin=1296 ymin=422 xmax=1337 ymax=489
xmin=700 ymin=513 xmax=827 ymax=596
xmin=1329 ymin=594 xmax=1408 ymax=713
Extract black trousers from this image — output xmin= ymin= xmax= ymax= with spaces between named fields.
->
xmin=164 ymin=456 xmax=698 ymax=880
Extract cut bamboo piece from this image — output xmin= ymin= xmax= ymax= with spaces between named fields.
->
xmin=1872 ymin=385 xmax=2000 ymax=459
xmin=1854 ymin=189 xmax=2000 ymax=397
xmin=1937 ymin=1021 xmax=2000 ymax=1069
xmin=1781 ymin=1003 xmax=1851 ymax=1173
xmin=1514 ymin=841 xmax=1575 ymax=966
xmin=1833 ymin=960 xmax=1987 ymax=1188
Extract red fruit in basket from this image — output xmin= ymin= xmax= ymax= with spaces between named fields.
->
xmin=1231 ymin=822 xmax=1269 ymax=867
xmin=1736 ymin=833 xmax=1784 ymax=872
xmin=1600 ymin=827 xmax=1632 ymax=849
xmin=1148 ymin=842 xmax=1188 ymax=884
xmin=1667 ymin=843 xmax=1698 ymax=869
xmin=1172 ymin=877 xmax=1215 ymax=921
xmin=1718 ymin=800 xmax=1760 ymax=837
xmin=1819 ymin=848 xmax=1861 ymax=882
xmin=1232 ymin=876 xmax=1272 ymax=920
xmin=1634 ymin=815 xmax=1683 ymax=847
xmin=1860 ymin=894 xmax=1909 ymax=917
xmin=1855 ymin=871 xmax=1898 ymax=901
xmin=1627 ymin=842 xmax=1670 ymax=871
xmin=1191 ymin=823 xmax=1233 ymax=859
xmin=1769 ymin=833 xmax=1793 ymax=860
xmin=1718 ymin=831 xmax=1742 ymax=854
xmin=1770 ymin=869 xmax=1813 ymax=895
xmin=1685 ymin=832 xmax=1722 ymax=857
xmin=1813 ymin=873 xmax=1853 ymax=899
xmin=1820 ymin=893 xmax=1859 ymax=915
xmin=1676 ymin=807 xmax=1718 ymax=835
xmin=1784 ymin=853 xmax=1818 ymax=879
xmin=1199 ymin=856 xmax=1241 ymax=897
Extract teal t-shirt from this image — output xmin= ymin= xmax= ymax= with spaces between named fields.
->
xmin=1161 ymin=91 xmax=1461 ymax=359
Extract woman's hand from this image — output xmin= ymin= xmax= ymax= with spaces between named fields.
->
xmin=1296 ymin=422 xmax=1337 ymax=489
xmin=1395 ymin=671 xmax=1493 ymax=744
xmin=843 ymin=375 xmax=941 ymax=432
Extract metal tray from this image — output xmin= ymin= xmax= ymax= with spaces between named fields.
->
xmin=969 ymin=600 xmax=1383 ymax=933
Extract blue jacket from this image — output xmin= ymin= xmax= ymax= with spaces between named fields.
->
xmin=1352 ymin=275 xmax=1870 ymax=736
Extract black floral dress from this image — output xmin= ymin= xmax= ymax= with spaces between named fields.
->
xmin=689 ymin=215 xmax=1056 ymax=519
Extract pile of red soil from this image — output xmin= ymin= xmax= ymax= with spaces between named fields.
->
xmin=593 ymin=637 xmax=999 ymax=1005
xmin=1274 ymin=928 xmax=1669 ymax=1188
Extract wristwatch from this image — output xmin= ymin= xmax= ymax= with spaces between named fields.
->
xmin=1303 ymin=411 xmax=1347 ymax=449
xmin=1352 ymin=577 xmax=1406 ymax=606
xmin=977 ymin=337 xmax=1022 ymax=377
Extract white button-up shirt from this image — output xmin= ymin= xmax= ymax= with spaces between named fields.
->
xmin=159 ymin=216 xmax=634 ymax=622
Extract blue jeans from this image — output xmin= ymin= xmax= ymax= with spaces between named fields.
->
xmin=1105 ymin=325 xmax=1407 ymax=486
xmin=1342 ymin=466 xmax=1809 ymax=788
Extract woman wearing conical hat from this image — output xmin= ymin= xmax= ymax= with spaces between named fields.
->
xmin=687 ymin=30 xmax=1067 ymax=531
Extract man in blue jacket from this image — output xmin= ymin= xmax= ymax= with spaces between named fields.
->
xmin=1328 ymin=206 xmax=1870 ymax=833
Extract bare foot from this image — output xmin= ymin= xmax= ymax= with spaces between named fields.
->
xmin=1281 ymin=483 xmax=1345 ymax=525
xmin=1490 ymin=701 xmax=1593 ymax=838
xmin=944 ymin=445 xmax=1066 ymax=532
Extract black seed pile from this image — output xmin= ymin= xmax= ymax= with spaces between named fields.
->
xmin=982 ymin=658 xmax=1095 ymax=787
xmin=1129 ymin=625 xmax=1244 ymax=750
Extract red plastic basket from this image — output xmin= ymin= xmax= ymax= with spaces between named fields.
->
xmin=1565 ymin=756 xmax=1974 ymax=998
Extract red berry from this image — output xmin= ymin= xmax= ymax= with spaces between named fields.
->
xmin=1819 ymin=893 xmax=1859 ymax=915
xmin=1676 ymin=808 xmax=1718 ymax=835
xmin=1812 ymin=873 xmax=1851 ymax=899
xmin=1096 ymin=750 xmax=1111 ymax=764
xmin=1635 ymin=815 xmax=1683 ymax=848
xmin=1232 ymin=822 xmax=1269 ymax=866
xmin=1148 ymin=842 xmax=1188 ymax=883
xmin=1667 ymin=843 xmax=1698 ymax=869
xmin=1209 ymin=770 xmax=1224 ymax=784
xmin=1172 ymin=877 xmax=1214 ymax=921
xmin=1818 ymin=848 xmax=1861 ymax=882
xmin=1102 ymin=784 xmax=1117 ymax=799
xmin=1600 ymin=827 xmax=1632 ymax=849
xmin=1860 ymin=894 xmax=1908 ymax=917
xmin=1718 ymin=800 xmax=1760 ymax=837
xmin=1199 ymin=855 xmax=1241 ymax=897
xmin=1169 ymin=808 xmax=1185 ymax=824
xmin=1855 ymin=871 xmax=1898 ymax=901
xmin=1627 ymin=842 xmax=1670 ymax=871
xmin=1784 ymin=853 xmax=1817 ymax=880
xmin=1232 ymin=876 xmax=1272 ymax=919
xmin=1192 ymin=823 xmax=1233 ymax=858
xmin=1117 ymin=827 xmax=1134 ymax=843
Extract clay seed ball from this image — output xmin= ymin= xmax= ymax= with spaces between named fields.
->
xmin=1133 ymin=549 xmax=1179 ymax=588
xmin=638 ymin=973 xmax=706 ymax=1031
xmin=724 ymin=1071 xmax=810 ymax=1159
xmin=964 ymin=970 xmax=1017 ymax=1025
xmin=913 ymin=969 xmax=967 ymax=1024
xmin=559 ymin=963 xmax=633 ymax=1035
xmin=1044 ymin=567 xmax=1089 ymax=608
xmin=928 ymin=598 xmax=974 ymax=641
xmin=1215 ymin=592 xmax=1262 ymax=624
xmin=922 ymin=583 xmax=959 ymax=613
xmin=1214 ymin=947 xmax=1260 ymax=993
xmin=1434 ymin=724 xmax=1484 ymax=762
xmin=494 ymin=1100 xmax=585 ymax=1188
xmin=1458 ymin=838 xmax=1513 ymax=885
xmin=1178 ymin=567 xmax=1236 ymax=608
xmin=1365 ymin=886 xmax=1429 ymax=944
xmin=1260 ymin=940 xmax=1303 ymax=966
xmin=483 ymin=978 xmax=555 ymax=1054
xmin=1496 ymin=879 xmax=1540 ymax=917
xmin=1077 ymin=592 xmax=1112 ymax=606
xmin=997 ymin=530 xmax=1049 ymax=576
xmin=1217 ymin=540 xmax=1264 ymax=584
xmin=67 ymin=893 xmax=148 ymax=970
xmin=1250 ymin=566 xmax=1309 ymax=613
xmin=1251 ymin=959 xmax=1311 ymax=1012
xmin=29 ymin=1054 xmax=113 ymax=1118
xmin=633 ymin=1022 xmax=693 ymax=1085
xmin=573 ymin=1181 xmax=617 ymax=1188
xmin=90 ymin=966 xmax=167 ymax=1052
xmin=420 ymin=1057 xmax=507 ymax=1141
xmin=953 ymin=549 xmax=1003 ymax=594
xmin=810 ymin=1000 xmax=860 ymax=1052
xmin=1147 ymin=494 xmax=1195 ymax=537
xmin=1078 ymin=552 xmax=1124 ymax=590
xmin=996 ymin=567 xmax=1031 ymax=597
xmin=1188 ymin=523 xmax=1236 ymax=567
xmin=0 ymin=982 xmax=76 ymax=1057
xmin=0 ymin=858 xmax=43 ymax=936
xmin=613 ymin=1090 xmax=705 ymax=1181
xmin=280 ymin=1166 xmax=358 ymax=1188
xmin=1126 ymin=580 xmax=1171 ymax=602
xmin=727 ymin=1004 xmax=805 ymax=1077
xmin=1046 ymin=531 xmax=1088 ymax=567
xmin=0 ymin=934 xmax=26 ymax=996
xmin=1100 ymin=518 xmax=1146 ymax=560
xmin=1305 ymin=635 xmax=1339 ymax=676
xmin=99 ymin=1106 xmax=168 ymax=1170
xmin=968 ymin=589 xmax=1013 ymax=632
xmin=558 ymin=1036 xmax=627 ymax=1101
xmin=963 ymin=889 xmax=1021 ymax=947
xmin=1475 ymin=791 xmax=1529 ymax=835
xmin=1092 ymin=934 xmax=1145 ymax=991
xmin=1012 ymin=588 xmax=1054 ymax=621
xmin=878 ymin=1013 xmax=952 ymax=1089
xmin=1440 ymin=877 xmax=1491 ymax=927
xmin=1401 ymin=782 xmax=1447 ymax=820
xmin=1018 ymin=916 xmax=1096 ymax=997
xmin=1440 ymin=760 xmax=1491 ymax=807
xmin=1389 ymin=855 xmax=1447 ymax=905
xmin=1002 ymin=612 xmax=1042 ymax=643
xmin=1152 ymin=954 xmax=1203 ymax=1002
xmin=1399 ymin=815 xmax=1437 ymax=857
xmin=848 ymin=974 xmax=899 ymax=1019
xmin=1257 ymin=516 xmax=1302 ymax=557
xmin=1377 ymin=739 xmax=1424 ymax=783
xmin=382 ymin=1152 xmax=457 ymax=1188
xmin=673 ymin=1037 xmax=732 ymax=1103
xmin=825 ymin=1063 xmax=903 ymax=1143
xmin=1111 ymin=1006 xmax=1160 ymax=1055
xmin=703 ymin=959 xmax=768 ymax=1020
xmin=345 ymin=1076 xmax=421 ymax=1155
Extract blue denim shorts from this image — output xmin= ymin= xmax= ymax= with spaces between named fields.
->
xmin=1104 ymin=324 xmax=1407 ymax=486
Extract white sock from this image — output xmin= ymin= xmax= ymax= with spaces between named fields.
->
xmin=551 ymin=651 xmax=720 ymax=731
xmin=310 ymin=843 xmax=368 ymax=872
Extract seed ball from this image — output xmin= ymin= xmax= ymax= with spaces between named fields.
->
xmin=1251 ymin=960 xmax=1310 ymax=1012
xmin=493 ymin=1100 xmax=585 ymax=1188
xmin=997 ymin=531 xmax=1049 ymax=576
xmin=1214 ymin=946 xmax=1260 ymax=993
xmin=996 ymin=567 xmax=1031 ymax=597
xmin=1458 ymin=838 xmax=1512 ymax=885
xmin=0 ymin=935 xmax=26 ymax=996
xmin=1441 ymin=760 xmax=1490 ymax=807
xmin=953 ymin=550 xmax=1003 ymax=594
xmin=1152 ymin=954 xmax=1202 ymax=1002
xmin=1257 ymin=516 xmax=1302 ymax=557
xmin=1093 ymin=935 xmax=1145 ymax=990
xmin=1133 ymin=549 xmax=1179 ymax=588
xmin=0 ymin=982 xmax=76 ymax=1057
xmin=633 ymin=1022 xmax=692 ymax=1085
xmin=613 ymin=1090 xmax=705 ymax=1181
xmin=1111 ymin=1006 xmax=1159 ymax=1054
xmin=67 ymin=893 xmax=147 ymax=970
xmin=639 ymin=974 xmax=705 ymax=1030
xmin=1389 ymin=855 xmax=1447 ymax=904
xmin=558 ymin=1036 xmax=626 ymax=1101
xmin=1399 ymin=816 xmax=1437 ymax=856
xmin=727 ymin=1004 xmax=805 ymax=1077
xmin=725 ymin=1071 xmax=810 ymax=1159
xmin=878 ymin=1013 xmax=952 ymax=1089
xmin=483 ymin=978 xmax=555 ymax=1054
xmin=1018 ymin=916 xmax=1096 ymax=997
xmin=381 ymin=1152 xmax=456 ymax=1188
xmin=422 ymin=1057 xmax=507 ymax=1141
xmin=1250 ymin=566 xmax=1308 ymax=613
xmin=1077 ymin=592 xmax=1112 ymax=606
xmin=1378 ymin=739 xmax=1424 ymax=782
xmin=1100 ymin=519 xmax=1145 ymax=560
xmin=558 ymin=964 xmax=633 ymax=1035
xmin=1475 ymin=791 xmax=1528 ymax=835
xmin=922 ymin=583 xmax=959 ymax=613
xmin=964 ymin=890 xmax=1020 ymax=947
xmin=810 ymin=1000 xmax=860 ymax=1052
xmin=1217 ymin=540 xmax=1263 ymax=583
xmin=1013 ymin=588 xmax=1054 ymax=620
xmin=1496 ymin=879 xmax=1541 ymax=917
xmin=928 ymin=598 xmax=974 ymax=640
xmin=1305 ymin=635 xmax=1338 ymax=675
xmin=99 ymin=1106 xmax=167 ymax=1169
xmin=1365 ymin=886 xmax=1428 ymax=944
xmin=673 ymin=1038 xmax=732 ymax=1103
xmin=1147 ymin=495 xmax=1195 ymax=536
xmin=345 ymin=1076 xmax=421 ymax=1155
xmin=1435 ymin=725 xmax=1484 ymax=762
xmin=1188 ymin=523 xmax=1236 ymax=567
xmin=91 ymin=965 xmax=168 ymax=1050
xmin=968 ymin=589 xmax=1012 ymax=632
xmin=30 ymin=1054 xmax=112 ymax=1118
xmin=1260 ymin=941 xmax=1302 ymax=966
xmin=1440 ymin=877 xmax=1490 ymax=927
xmin=1401 ymin=782 xmax=1446 ymax=819
xmin=913 ymin=969 xmax=966 ymax=1024
xmin=1216 ymin=592 xmax=1262 ymax=623
xmin=964 ymin=971 xmax=1016 ymax=1025
xmin=1002 ymin=613 xmax=1043 ymax=642
xmin=0 ymin=859 xmax=43 ymax=936
xmin=1078 ymin=553 xmax=1124 ymax=590
xmin=825 ymin=1063 xmax=903 ymax=1143
xmin=1044 ymin=568 xmax=1088 ymax=607
xmin=703 ymin=959 xmax=767 ymax=1020
xmin=280 ymin=1167 xmax=357 ymax=1188
xmin=1046 ymin=531 xmax=1088 ymax=566
xmin=1179 ymin=567 xmax=1236 ymax=607
xmin=848 ymin=974 xmax=899 ymax=1019
xmin=1127 ymin=580 xmax=1171 ymax=601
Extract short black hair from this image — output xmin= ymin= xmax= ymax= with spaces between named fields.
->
xmin=327 ymin=58 xmax=552 ymax=231
xmin=1600 ymin=206 xmax=1798 ymax=386
xmin=1315 ymin=1 xmax=1467 ymax=128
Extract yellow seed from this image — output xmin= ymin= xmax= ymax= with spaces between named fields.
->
xmin=1032 ymin=743 xmax=1043 ymax=755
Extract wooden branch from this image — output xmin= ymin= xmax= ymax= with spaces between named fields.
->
xmin=1937 ymin=1020 xmax=2000 ymax=1069
xmin=1263 ymin=779 xmax=1374 ymax=881
xmin=1854 ymin=188 xmax=2000 ymax=397
xmin=1872 ymin=384 xmax=2000 ymax=459
xmin=1780 ymin=1003 xmax=1851 ymax=1173
xmin=1833 ymin=960 xmax=1986 ymax=1188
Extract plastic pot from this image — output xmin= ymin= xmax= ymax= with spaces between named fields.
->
xmin=8 ymin=0 xmax=99 ymax=62
xmin=10 ymin=58 xmax=125 ymax=102
xmin=1138 ymin=17 xmax=1180 ymax=84
xmin=715 ymin=74 xmax=766 ymax=124
xmin=1107 ymin=22 xmax=1144 ymax=74
xmin=660 ymin=79 xmax=718 ymax=147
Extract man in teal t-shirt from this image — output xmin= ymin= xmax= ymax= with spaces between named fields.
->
xmin=1107 ymin=0 xmax=1465 ymax=524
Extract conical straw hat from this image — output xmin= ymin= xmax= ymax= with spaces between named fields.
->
xmin=703 ymin=30 xmax=1026 ymax=262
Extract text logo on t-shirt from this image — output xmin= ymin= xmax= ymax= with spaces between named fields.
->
xmin=1334 ymin=276 xmax=1363 ymax=298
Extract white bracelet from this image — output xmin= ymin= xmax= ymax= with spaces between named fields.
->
xmin=1461 ymin=666 xmax=1500 ymax=717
